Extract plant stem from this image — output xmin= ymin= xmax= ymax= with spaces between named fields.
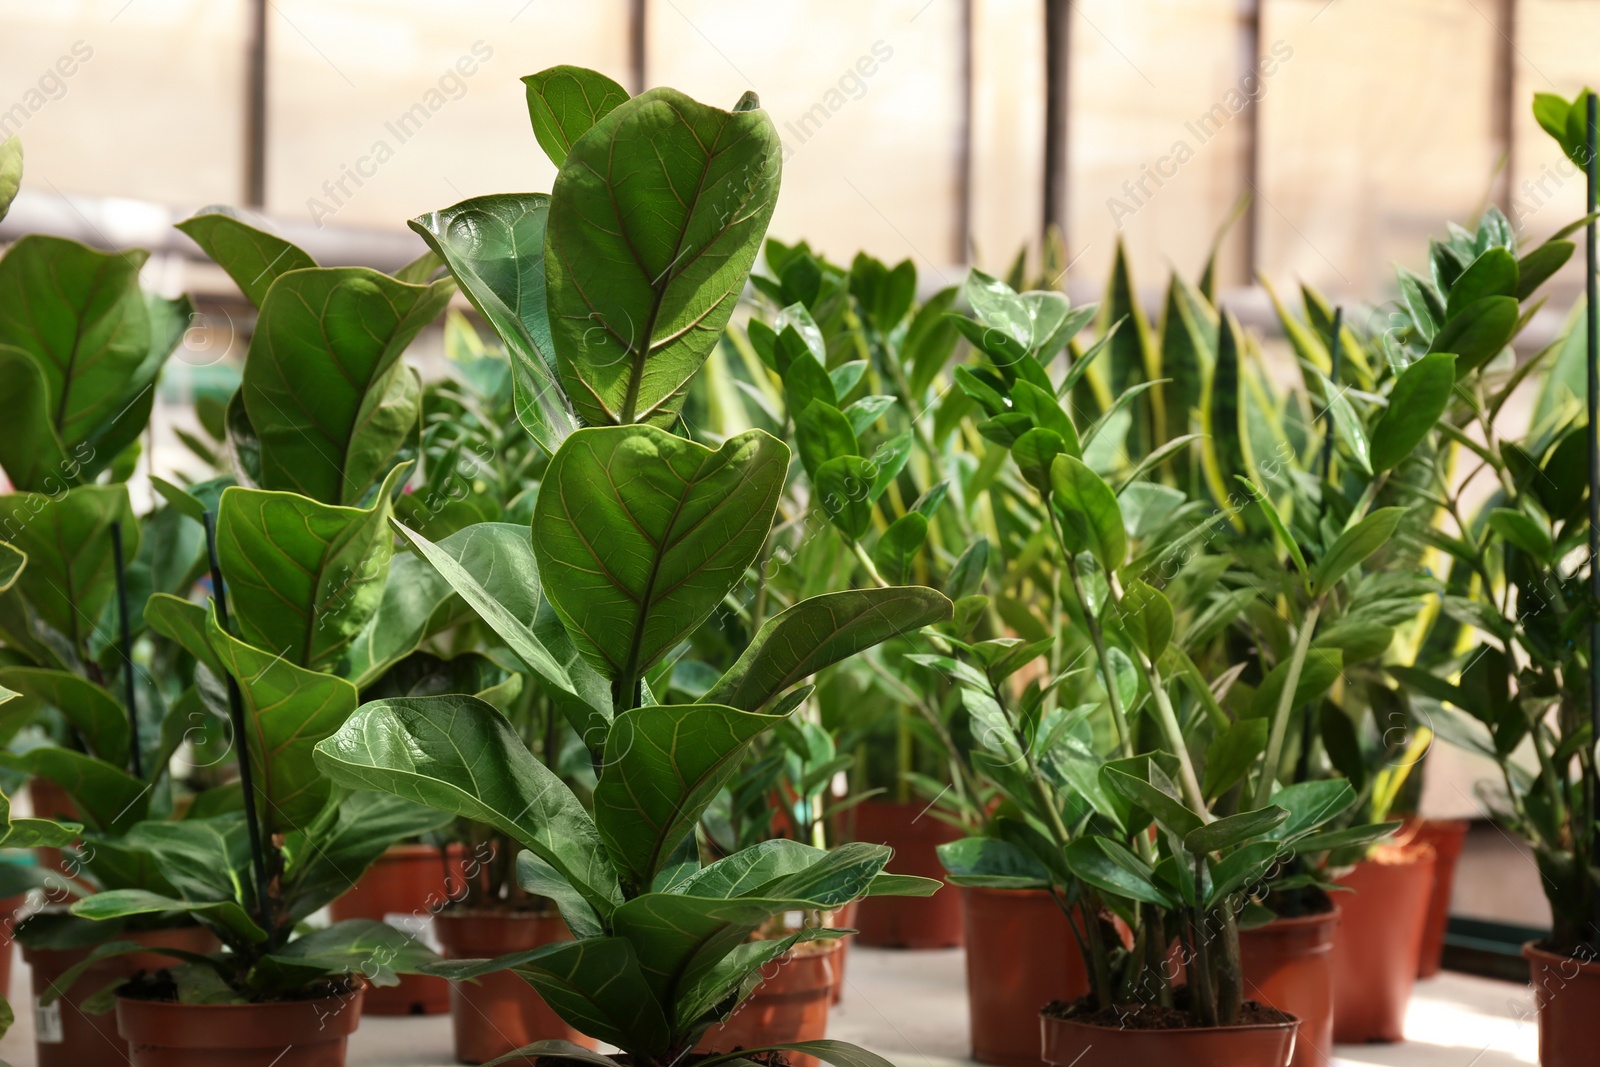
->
xmin=1251 ymin=599 xmax=1323 ymax=810
xmin=109 ymin=521 xmax=142 ymax=779
xmin=852 ymin=539 xmax=890 ymax=588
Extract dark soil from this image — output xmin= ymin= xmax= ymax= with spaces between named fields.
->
xmin=1044 ymin=993 xmax=1294 ymax=1031
xmin=117 ymin=969 xmax=359 ymax=1004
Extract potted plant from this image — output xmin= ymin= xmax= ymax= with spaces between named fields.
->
xmin=311 ymin=65 xmax=954 ymax=1067
xmin=1389 ymin=87 xmax=1598 ymax=1067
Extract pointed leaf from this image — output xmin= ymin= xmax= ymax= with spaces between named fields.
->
xmin=522 ymin=66 xmax=630 ymax=167
xmin=1369 ymin=352 xmax=1455 ymax=472
xmin=176 ymin=208 xmax=315 ymax=309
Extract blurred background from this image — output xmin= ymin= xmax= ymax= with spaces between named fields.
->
xmin=1 ymin=0 xmax=1596 ymax=930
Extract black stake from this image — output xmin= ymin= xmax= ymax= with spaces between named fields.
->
xmin=202 ymin=510 xmax=274 ymax=936
xmin=1587 ymin=91 xmax=1598 ymax=743
xmin=109 ymin=522 xmax=142 ymax=779
xmin=1321 ymin=306 xmax=1344 ymax=480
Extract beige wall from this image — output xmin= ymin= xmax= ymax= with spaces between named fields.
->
xmin=2 ymin=0 xmax=1598 ymax=302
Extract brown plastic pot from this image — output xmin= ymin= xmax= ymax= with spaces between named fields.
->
xmin=1329 ymin=843 xmax=1435 ymax=1043
xmin=696 ymin=939 xmax=841 ymax=1067
xmin=849 ymin=800 xmax=962 ymax=948
xmin=24 ymin=924 xmax=218 ymax=1067
xmin=830 ymin=899 xmax=858 ymax=1004
xmin=963 ymin=887 xmax=1088 ymax=1067
xmin=1239 ymin=908 xmax=1339 ymax=1067
xmin=116 ymin=988 xmax=363 ymax=1066
xmin=327 ymin=843 xmax=468 ymax=1015
xmin=1040 ymin=1009 xmax=1297 ymax=1067
xmin=1523 ymin=941 xmax=1600 ymax=1067
xmin=1411 ymin=819 xmax=1468 ymax=978
xmin=435 ymin=908 xmax=595 ymax=1064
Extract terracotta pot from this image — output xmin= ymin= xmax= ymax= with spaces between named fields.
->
xmin=830 ymin=899 xmax=858 ymax=1004
xmin=849 ymin=801 xmax=962 ymax=948
xmin=27 ymin=779 xmax=81 ymax=878
xmin=327 ymin=843 xmax=468 ymax=1015
xmin=1411 ymin=819 xmax=1469 ymax=978
xmin=696 ymin=940 xmax=841 ymax=1067
xmin=1523 ymin=941 xmax=1600 ymax=1067
xmin=116 ymin=989 xmax=363 ymax=1066
xmin=0 ymin=893 xmax=21 ymax=1004
xmin=963 ymin=887 xmax=1089 ymax=1067
xmin=24 ymin=924 xmax=218 ymax=1067
xmin=435 ymin=908 xmax=595 ymax=1064
xmin=1329 ymin=843 xmax=1435 ymax=1043
xmin=1040 ymin=1009 xmax=1297 ymax=1067
xmin=1239 ymin=909 xmax=1339 ymax=1067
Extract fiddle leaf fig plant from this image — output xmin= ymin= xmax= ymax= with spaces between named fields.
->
xmin=313 ymin=68 xmax=951 ymax=1067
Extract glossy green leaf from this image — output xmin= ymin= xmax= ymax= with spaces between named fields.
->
xmin=545 ymin=87 xmax=781 ymax=427
xmin=1119 ymin=579 xmax=1172 ymax=661
xmin=1263 ymin=779 xmax=1357 ymax=838
xmin=1369 ymin=352 xmax=1456 ymax=472
xmin=522 ymin=65 xmax=630 ymax=166
xmin=0 ymin=344 xmax=72 ymax=493
xmin=281 ymin=791 xmax=452 ymax=922
xmin=176 ymin=208 xmax=315 ymax=309
xmin=1235 ymin=476 xmax=1307 ymax=577
xmin=704 ymin=587 xmax=951 ymax=712
xmin=409 ymin=193 xmax=577 ymax=454
xmin=1 ymin=747 xmax=148 ymax=832
xmin=1061 ymin=837 xmax=1173 ymax=908
xmin=258 ymin=919 xmax=438 ymax=993
xmin=796 ymin=400 xmax=858 ymax=479
xmin=1488 ymin=506 xmax=1554 ymax=560
xmin=595 ymin=703 xmax=783 ymax=889
xmin=1311 ymin=507 xmax=1408 ymax=595
xmin=71 ymin=888 xmax=265 ymax=945
xmin=1104 ymin=767 xmax=1203 ymax=839
xmin=517 ymin=851 xmax=605 ymax=940
xmin=1446 ymin=248 xmax=1517 ymax=316
xmin=215 ymin=465 xmax=405 ymax=673
xmin=242 ymin=267 xmax=451 ymax=504
xmin=1049 ymin=454 xmax=1126 ymax=572
xmin=937 ymin=836 xmax=1053 ymax=889
xmin=871 ymin=513 xmax=928 ymax=585
xmin=1517 ymin=241 xmax=1574 ymax=299
xmin=0 ymin=668 xmax=128 ymax=767
xmin=433 ymin=938 xmax=668 ymax=1054
xmin=0 ymin=484 xmax=135 ymax=651
xmin=313 ymin=693 xmax=622 ymax=918
xmin=207 ymin=612 xmax=358 ymax=834
xmin=1432 ymin=295 xmax=1518 ymax=377
xmin=1011 ymin=428 xmax=1067 ymax=496
xmin=1182 ymin=805 xmax=1287 ymax=854
xmin=1202 ymin=718 xmax=1269 ymax=799
xmin=534 ymin=426 xmax=785 ymax=693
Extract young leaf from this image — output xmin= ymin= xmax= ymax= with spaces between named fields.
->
xmin=815 ymin=456 xmax=876 ymax=540
xmin=872 ymin=513 xmax=929 ymax=585
xmin=1050 ymin=455 xmax=1126 ymax=573
xmin=1119 ymin=580 xmax=1173 ymax=661
xmin=522 ymin=66 xmax=630 ymax=166
xmin=1368 ymin=352 xmax=1456 ymax=472
xmin=545 ymin=88 xmax=781 ymax=427
xmin=1311 ymin=507 xmax=1408 ymax=595
xmin=795 ymin=401 xmax=859 ymax=479
xmin=175 ymin=209 xmax=315 ymax=309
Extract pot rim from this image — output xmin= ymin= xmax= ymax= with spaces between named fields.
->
xmin=1522 ymin=940 xmax=1600 ymax=974
xmin=1244 ymin=905 xmax=1342 ymax=932
xmin=961 ymin=884 xmax=1058 ymax=900
xmin=1039 ymin=1006 xmax=1301 ymax=1036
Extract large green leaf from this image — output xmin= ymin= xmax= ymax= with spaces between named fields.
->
xmin=215 ymin=465 xmax=405 ymax=672
xmin=81 ymin=814 xmax=248 ymax=901
xmin=242 ymin=267 xmax=451 ymax=504
xmin=313 ymin=694 xmax=623 ymax=918
xmin=207 ymin=612 xmax=359 ymax=834
xmin=282 ymin=791 xmax=453 ymax=921
xmin=342 ymin=546 xmax=462 ymax=688
xmin=544 ymin=87 xmax=781 ymax=427
xmin=0 ymin=668 xmax=128 ymax=767
xmin=0 ymin=747 xmax=148 ymax=832
xmin=80 ymin=292 xmax=189 ymax=484
xmin=1433 ymin=295 xmax=1518 ymax=377
xmin=256 ymin=919 xmax=438 ymax=994
xmin=1370 ymin=352 xmax=1456 ymax=472
xmin=1050 ymin=454 xmax=1126 ymax=573
xmin=409 ymin=193 xmax=577 ymax=455
xmin=432 ymin=938 xmax=668 ymax=1054
xmin=594 ymin=703 xmax=784 ymax=889
xmin=1311 ymin=507 xmax=1409 ymax=595
xmin=0 ymin=484 xmax=135 ymax=652
xmin=703 ymin=587 xmax=952 ymax=711
xmin=937 ymin=836 xmax=1053 ymax=889
xmin=0 ymin=344 xmax=72 ymax=492
xmin=523 ymin=66 xmax=630 ymax=167
xmin=0 ymin=236 xmax=151 ymax=451
xmin=533 ymin=426 xmax=785 ymax=696
xmin=71 ymin=888 xmax=266 ymax=945
xmin=175 ymin=208 xmax=315 ymax=309
xmin=390 ymin=523 xmax=600 ymax=730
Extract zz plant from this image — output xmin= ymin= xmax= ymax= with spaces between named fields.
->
xmin=311 ymin=67 xmax=951 ymax=1067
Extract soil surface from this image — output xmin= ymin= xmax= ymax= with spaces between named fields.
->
xmin=1043 ymin=994 xmax=1294 ymax=1031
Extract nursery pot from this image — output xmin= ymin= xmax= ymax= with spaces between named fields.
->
xmin=1329 ymin=843 xmax=1435 ymax=1043
xmin=327 ymin=843 xmax=468 ymax=1015
xmin=830 ymin=898 xmax=858 ymax=1004
xmin=116 ymin=988 xmax=364 ymax=1066
xmin=1238 ymin=907 xmax=1339 ymax=1067
xmin=849 ymin=800 xmax=963 ymax=948
xmin=24 ymin=924 xmax=218 ymax=1067
xmin=1523 ymin=941 xmax=1600 ymax=1067
xmin=435 ymin=908 xmax=595 ymax=1064
xmin=1040 ymin=1006 xmax=1297 ymax=1067
xmin=1411 ymin=819 xmax=1469 ymax=978
xmin=696 ymin=939 xmax=841 ymax=1067
xmin=962 ymin=887 xmax=1089 ymax=1067
xmin=0 ymin=892 xmax=22 ymax=1004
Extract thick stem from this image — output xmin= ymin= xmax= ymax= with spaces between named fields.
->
xmin=1216 ymin=901 xmax=1244 ymax=1026
xmin=1251 ymin=600 xmax=1323 ymax=810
